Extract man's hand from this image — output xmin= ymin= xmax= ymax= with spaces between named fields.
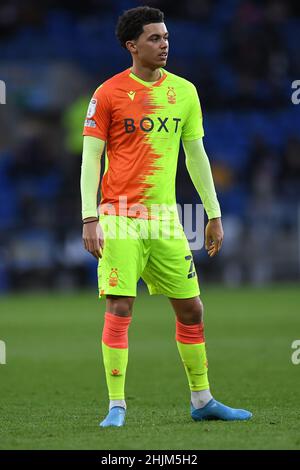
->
xmin=82 ymin=217 xmax=104 ymax=260
xmin=205 ymin=217 xmax=224 ymax=258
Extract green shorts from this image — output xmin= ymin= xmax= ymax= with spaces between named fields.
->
xmin=97 ymin=215 xmax=200 ymax=299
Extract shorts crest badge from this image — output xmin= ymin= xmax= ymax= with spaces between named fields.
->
xmin=109 ymin=268 xmax=119 ymax=287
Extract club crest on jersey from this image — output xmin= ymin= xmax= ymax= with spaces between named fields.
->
xmin=167 ymin=87 xmax=176 ymax=104
xmin=86 ymin=98 xmax=97 ymax=118
xmin=109 ymin=268 xmax=119 ymax=287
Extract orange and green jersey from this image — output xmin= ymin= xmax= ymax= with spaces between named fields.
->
xmin=83 ymin=67 xmax=204 ymax=219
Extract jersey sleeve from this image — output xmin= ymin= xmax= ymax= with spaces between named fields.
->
xmin=82 ymin=85 xmax=111 ymax=141
xmin=181 ymin=84 xmax=204 ymax=141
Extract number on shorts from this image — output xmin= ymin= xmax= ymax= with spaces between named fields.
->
xmin=185 ymin=255 xmax=196 ymax=279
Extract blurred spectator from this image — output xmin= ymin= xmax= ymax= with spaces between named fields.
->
xmin=246 ymin=135 xmax=278 ymax=201
xmin=279 ymin=135 xmax=300 ymax=200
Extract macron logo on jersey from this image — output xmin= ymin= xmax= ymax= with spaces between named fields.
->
xmin=124 ymin=117 xmax=181 ymax=134
xmin=127 ymin=91 xmax=136 ymax=101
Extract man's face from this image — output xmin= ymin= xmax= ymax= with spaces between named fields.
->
xmin=127 ymin=23 xmax=169 ymax=69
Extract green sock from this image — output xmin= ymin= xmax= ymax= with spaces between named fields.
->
xmin=176 ymin=341 xmax=209 ymax=391
xmin=102 ymin=342 xmax=128 ymax=400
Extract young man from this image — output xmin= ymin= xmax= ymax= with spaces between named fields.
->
xmin=81 ymin=6 xmax=252 ymax=427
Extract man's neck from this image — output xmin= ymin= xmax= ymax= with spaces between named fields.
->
xmin=130 ymin=64 xmax=162 ymax=83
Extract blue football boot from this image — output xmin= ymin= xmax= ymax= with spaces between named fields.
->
xmin=191 ymin=398 xmax=252 ymax=421
xmin=99 ymin=406 xmax=126 ymax=428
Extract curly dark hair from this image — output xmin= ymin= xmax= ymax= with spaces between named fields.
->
xmin=116 ymin=6 xmax=164 ymax=49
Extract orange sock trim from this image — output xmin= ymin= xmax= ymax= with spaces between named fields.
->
xmin=102 ymin=312 xmax=131 ymax=349
xmin=176 ymin=319 xmax=205 ymax=344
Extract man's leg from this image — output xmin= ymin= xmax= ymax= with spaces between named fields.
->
xmin=170 ymin=296 xmax=211 ymax=406
xmin=100 ymin=295 xmax=135 ymax=427
xmin=97 ymin=215 xmax=149 ymax=427
xmin=170 ymin=296 xmax=252 ymax=421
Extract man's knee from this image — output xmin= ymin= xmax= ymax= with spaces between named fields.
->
xmin=187 ymin=297 xmax=204 ymax=324
xmin=196 ymin=298 xmax=204 ymax=323
xmin=172 ymin=296 xmax=204 ymax=324
xmin=106 ymin=295 xmax=134 ymax=317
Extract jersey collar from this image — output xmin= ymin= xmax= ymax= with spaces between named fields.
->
xmin=128 ymin=68 xmax=167 ymax=88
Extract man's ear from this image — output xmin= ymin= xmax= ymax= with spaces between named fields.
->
xmin=126 ymin=41 xmax=137 ymax=54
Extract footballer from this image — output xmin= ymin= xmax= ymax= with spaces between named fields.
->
xmin=80 ymin=6 xmax=252 ymax=427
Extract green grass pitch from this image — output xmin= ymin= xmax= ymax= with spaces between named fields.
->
xmin=0 ymin=285 xmax=299 ymax=450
